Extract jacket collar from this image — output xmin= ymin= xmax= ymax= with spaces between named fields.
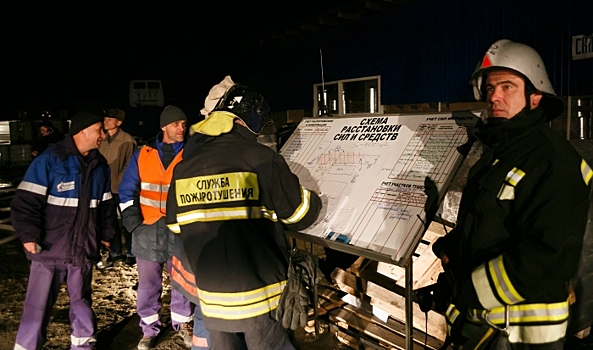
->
xmin=147 ymin=133 xmax=184 ymax=155
xmin=53 ymin=135 xmax=104 ymax=163
xmin=473 ymin=106 xmax=545 ymax=148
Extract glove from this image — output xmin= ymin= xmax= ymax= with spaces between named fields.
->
xmin=275 ymin=267 xmax=310 ymax=330
xmin=274 ymin=248 xmax=323 ymax=330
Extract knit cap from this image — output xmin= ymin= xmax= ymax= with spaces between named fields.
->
xmin=160 ymin=105 xmax=188 ymax=128
xmin=69 ymin=111 xmax=103 ymax=135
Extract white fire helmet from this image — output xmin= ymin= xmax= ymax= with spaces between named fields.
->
xmin=471 ymin=39 xmax=557 ymax=100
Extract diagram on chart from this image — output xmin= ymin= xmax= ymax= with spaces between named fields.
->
xmin=280 ymin=113 xmax=477 ymax=264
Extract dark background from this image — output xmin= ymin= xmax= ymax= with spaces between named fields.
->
xmin=3 ymin=0 xmax=592 ymax=128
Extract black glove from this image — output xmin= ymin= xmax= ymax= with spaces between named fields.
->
xmin=275 ymin=267 xmax=310 ymax=330
xmin=274 ymin=248 xmax=323 ymax=330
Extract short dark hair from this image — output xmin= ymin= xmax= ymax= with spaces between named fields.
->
xmin=39 ymin=121 xmax=55 ymax=130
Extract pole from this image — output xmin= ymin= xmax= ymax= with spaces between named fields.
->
xmin=405 ymin=258 xmax=414 ymax=349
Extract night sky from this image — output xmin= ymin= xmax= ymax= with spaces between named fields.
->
xmin=3 ymin=2 xmax=344 ymax=117
xmin=4 ymin=1 xmax=591 ymax=121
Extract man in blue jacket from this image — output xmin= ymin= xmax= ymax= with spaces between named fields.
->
xmin=11 ymin=111 xmax=118 ymax=350
xmin=119 ymin=106 xmax=194 ymax=350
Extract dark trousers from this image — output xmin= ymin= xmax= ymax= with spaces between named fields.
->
xmin=15 ymin=261 xmax=96 ymax=350
xmin=109 ymin=193 xmax=133 ymax=258
xmin=191 ymin=301 xmax=210 ymax=350
xmin=207 ymin=315 xmax=294 ymax=350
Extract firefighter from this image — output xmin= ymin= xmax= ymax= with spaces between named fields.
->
xmin=118 ymin=105 xmax=193 ymax=350
xmin=166 ymin=81 xmax=322 ymax=349
xmin=432 ymin=39 xmax=591 ymax=348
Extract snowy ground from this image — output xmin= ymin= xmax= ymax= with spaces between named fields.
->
xmin=0 ymin=231 xmax=193 ymax=350
xmin=0 ymin=228 xmax=340 ymax=350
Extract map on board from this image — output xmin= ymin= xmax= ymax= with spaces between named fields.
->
xmin=280 ymin=112 xmax=478 ymax=264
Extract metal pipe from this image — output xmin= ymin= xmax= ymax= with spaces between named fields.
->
xmin=405 ymin=260 xmax=413 ymax=349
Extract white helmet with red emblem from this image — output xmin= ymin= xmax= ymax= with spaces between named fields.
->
xmin=471 ymin=39 xmax=564 ymax=118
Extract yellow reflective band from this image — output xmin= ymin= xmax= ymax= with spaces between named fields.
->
xmin=280 ymin=186 xmax=311 ymax=225
xmin=497 ymin=184 xmax=515 ymax=200
xmin=473 ymin=263 xmax=504 ymax=309
xmin=492 ymin=159 xmax=500 ymax=166
xmin=198 ymin=280 xmax=286 ymax=306
xmin=176 ymin=206 xmax=277 ymax=225
xmin=581 ymin=159 xmax=593 ymax=186
xmin=201 ymin=294 xmax=282 ymax=320
xmin=505 ymin=167 xmax=525 ymax=186
xmin=176 ymin=172 xmax=259 ymax=207
xmin=485 ymin=301 xmax=569 ymax=325
xmin=476 ymin=327 xmax=496 ymax=348
xmin=445 ymin=304 xmax=460 ymax=324
xmin=198 ymin=281 xmax=286 ymax=320
xmin=168 ymin=223 xmax=181 ymax=233
xmin=507 ymin=320 xmax=567 ymax=344
xmin=488 ymin=255 xmax=525 ymax=305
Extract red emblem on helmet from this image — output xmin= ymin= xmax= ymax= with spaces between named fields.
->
xmin=481 ymin=55 xmax=493 ymax=68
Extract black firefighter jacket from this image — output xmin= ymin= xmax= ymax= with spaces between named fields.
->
xmin=166 ymin=123 xmax=322 ymax=332
xmin=433 ymin=107 xmax=591 ymax=344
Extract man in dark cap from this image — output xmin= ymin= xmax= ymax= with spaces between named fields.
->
xmin=11 ymin=111 xmax=118 ymax=349
xmin=97 ymin=107 xmax=137 ymax=269
xmin=32 ymin=120 xmax=65 ymax=157
xmin=118 ymin=105 xmax=194 ymax=349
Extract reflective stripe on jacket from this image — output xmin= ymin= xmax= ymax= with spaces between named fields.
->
xmin=137 ymin=147 xmax=183 ymax=224
xmin=165 ymin=124 xmax=322 ymax=330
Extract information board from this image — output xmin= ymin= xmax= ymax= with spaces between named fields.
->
xmin=280 ymin=112 xmax=477 ymax=265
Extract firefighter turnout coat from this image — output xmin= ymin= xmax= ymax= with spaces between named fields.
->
xmin=433 ymin=107 xmax=591 ymax=346
xmin=166 ymin=123 xmax=322 ymax=332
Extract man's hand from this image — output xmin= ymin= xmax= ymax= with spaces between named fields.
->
xmin=24 ymin=242 xmax=38 ymax=254
xmin=440 ymin=253 xmax=449 ymax=265
xmin=101 ymin=241 xmax=111 ymax=248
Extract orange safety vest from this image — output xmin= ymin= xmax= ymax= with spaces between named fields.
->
xmin=137 ymin=146 xmax=183 ymax=224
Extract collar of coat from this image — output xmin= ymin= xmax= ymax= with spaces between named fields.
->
xmin=51 ymin=134 xmax=105 ymax=163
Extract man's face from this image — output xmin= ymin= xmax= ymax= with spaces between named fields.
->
xmin=162 ymin=120 xmax=186 ymax=143
xmin=40 ymin=126 xmax=50 ymax=136
xmin=83 ymin=122 xmax=105 ymax=149
xmin=103 ymin=117 xmax=121 ymax=131
xmin=485 ymin=68 xmax=542 ymax=119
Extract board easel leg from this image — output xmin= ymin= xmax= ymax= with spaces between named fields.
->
xmin=405 ymin=259 xmax=413 ymax=349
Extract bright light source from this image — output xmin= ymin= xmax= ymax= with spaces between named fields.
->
xmin=370 ymin=88 xmax=375 ymax=113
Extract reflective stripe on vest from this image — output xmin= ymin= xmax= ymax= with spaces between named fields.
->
xmin=171 ymin=255 xmax=198 ymax=298
xmin=138 ymin=147 xmax=183 ymax=224
xmin=198 ymin=280 xmax=286 ymax=320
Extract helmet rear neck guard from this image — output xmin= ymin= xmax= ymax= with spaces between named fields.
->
xmin=471 ymin=39 xmax=564 ymax=120
xmin=212 ymin=84 xmax=272 ymax=134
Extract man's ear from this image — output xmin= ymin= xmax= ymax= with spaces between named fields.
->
xmin=116 ymin=120 xmax=123 ymax=127
xmin=530 ymin=91 xmax=543 ymax=109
